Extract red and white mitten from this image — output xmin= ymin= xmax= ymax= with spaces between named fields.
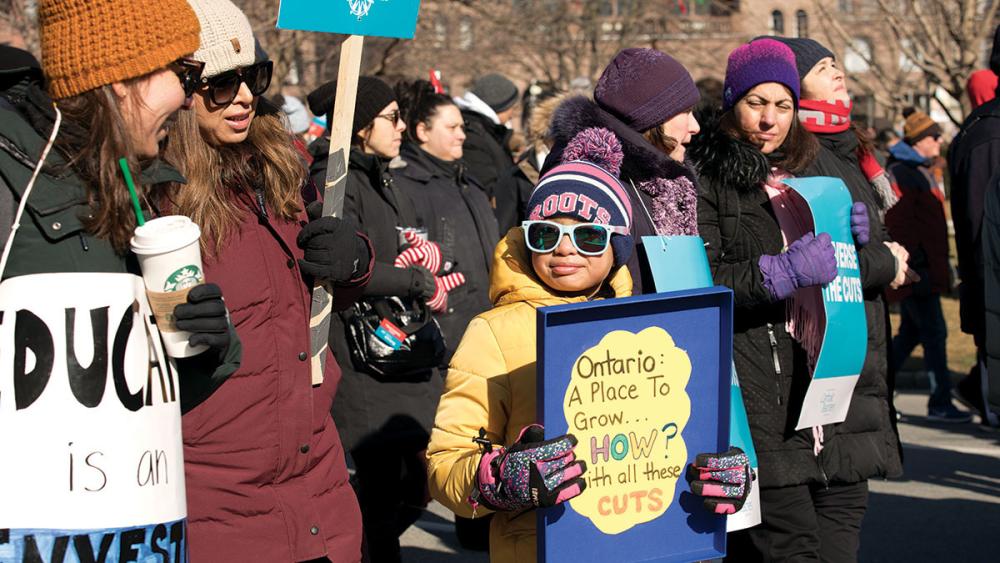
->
xmin=395 ymin=231 xmax=443 ymax=274
xmin=426 ymin=272 xmax=466 ymax=312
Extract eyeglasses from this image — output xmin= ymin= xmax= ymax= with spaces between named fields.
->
xmin=375 ymin=109 xmax=401 ymax=126
xmin=199 ymin=60 xmax=273 ymax=106
xmin=521 ymin=220 xmax=627 ymax=256
xmin=169 ymin=58 xmax=205 ymax=98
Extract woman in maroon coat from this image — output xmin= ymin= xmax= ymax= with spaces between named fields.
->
xmin=163 ymin=1 xmax=373 ymax=561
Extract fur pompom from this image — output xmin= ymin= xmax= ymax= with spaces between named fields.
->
xmin=562 ymin=127 xmax=624 ymax=176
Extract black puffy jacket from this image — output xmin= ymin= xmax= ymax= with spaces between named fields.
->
xmin=689 ymin=115 xmax=902 ymax=488
xmin=326 ymin=149 xmax=442 ymax=454
xmin=392 ymin=143 xmax=500 ymax=363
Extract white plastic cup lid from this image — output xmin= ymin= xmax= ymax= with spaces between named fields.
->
xmin=130 ymin=215 xmax=201 ymax=255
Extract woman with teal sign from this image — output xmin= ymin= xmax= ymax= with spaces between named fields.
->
xmin=690 ymin=39 xmax=875 ymax=562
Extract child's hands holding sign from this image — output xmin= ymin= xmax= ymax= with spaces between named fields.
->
xmin=470 ymin=425 xmax=587 ymax=512
xmin=685 ymin=447 xmax=754 ymax=515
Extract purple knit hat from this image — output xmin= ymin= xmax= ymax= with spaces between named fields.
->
xmin=723 ymin=39 xmax=800 ymax=111
xmin=595 ymin=48 xmax=700 ymax=133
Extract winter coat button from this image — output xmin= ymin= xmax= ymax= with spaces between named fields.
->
xmin=300 ymin=444 xmax=310 ymax=454
xmin=298 ymin=352 xmax=307 ymax=361
xmin=52 ymin=222 xmax=62 ymax=231
xmin=310 ymin=526 xmax=319 ymax=535
xmin=286 ymin=258 xmax=295 ymax=269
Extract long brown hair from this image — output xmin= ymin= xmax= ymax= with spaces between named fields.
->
xmin=719 ymin=109 xmax=819 ymax=175
xmin=164 ymin=100 xmax=304 ymax=256
xmin=53 ymin=84 xmax=151 ymax=254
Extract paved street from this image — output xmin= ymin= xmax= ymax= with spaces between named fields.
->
xmin=400 ymin=390 xmax=1000 ymax=562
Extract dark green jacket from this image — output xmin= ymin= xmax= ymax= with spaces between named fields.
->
xmin=0 ymin=72 xmax=240 ymax=411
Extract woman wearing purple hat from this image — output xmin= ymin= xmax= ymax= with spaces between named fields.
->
xmin=547 ymin=47 xmax=703 ymax=295
xmin=689 ymin=39 xmax=870 ymax=562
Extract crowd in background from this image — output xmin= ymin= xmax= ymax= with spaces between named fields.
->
xmin=2 ymin=1 xmax=999 ymax=563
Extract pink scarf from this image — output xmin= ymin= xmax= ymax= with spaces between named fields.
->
xmin=763 ymin=171 xmax=828 ymax=455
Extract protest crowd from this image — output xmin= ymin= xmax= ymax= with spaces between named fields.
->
xmin=1 ymin=1 xmax=998 ymax=562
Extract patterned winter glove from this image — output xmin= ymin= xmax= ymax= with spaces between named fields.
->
xmin=471 ymin=425 xmax=587 ymax=512
xmin=685 ymin=447 xmax=754 ymax=515
xmin=850 ymin=202 xmax=870 ymax=247
xmin=758 ymin=232 xmax=838 ymax=301
xmin=426 ymin=272 xmax=466 ymax=313
xmin=173 ymin=283 xmax=231 ymax=352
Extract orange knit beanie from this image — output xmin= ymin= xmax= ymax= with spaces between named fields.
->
xmin=39 ymin=0 xmax=201 ymax=99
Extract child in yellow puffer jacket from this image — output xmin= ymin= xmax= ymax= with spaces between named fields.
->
xmin=426 ymin=127 xmax=635 ymax=562
xmin=426 ymin=128 xmax=750 ymax=563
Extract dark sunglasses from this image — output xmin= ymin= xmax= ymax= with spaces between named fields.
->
xmin=521 ymin=220 xmax=627 ymax=256
xmin=200 ymin=60 xmax=273 ymax=106
xmin=169 ymin=58 xmax=205 ymax=98
xmin=375 ymin=109 xmax=401 ymax=126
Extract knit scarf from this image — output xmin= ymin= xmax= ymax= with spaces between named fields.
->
xmin=799 ymin=99 xmax=898 ymax=213
xmin=799 ymin=99 xmax=851 ymax=133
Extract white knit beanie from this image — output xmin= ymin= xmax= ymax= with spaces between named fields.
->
xmin=188 ymin=0 xmax=256 ymax=78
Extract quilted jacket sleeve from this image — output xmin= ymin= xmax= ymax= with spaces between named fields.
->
xmin=426 ymin=316 xmax=512 ymax=519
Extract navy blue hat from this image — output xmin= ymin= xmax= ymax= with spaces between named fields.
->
xmin=526 ymin=128 xmax=634 ymax=267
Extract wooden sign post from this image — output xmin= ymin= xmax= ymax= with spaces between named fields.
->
xmin=277 ymin=0 xmax=422 ymax=384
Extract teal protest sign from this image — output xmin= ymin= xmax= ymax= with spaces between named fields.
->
xmin=277 ymin=0 xmax=421 ymax=39
xmin=643 ymin=235 xmax=761 ymax=532
xmin=777 ymin=177 xmax=867 ymax=429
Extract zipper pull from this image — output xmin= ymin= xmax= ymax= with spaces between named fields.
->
xmin=766 ymin=323 xmax=783 ymax=405
xmin=472 ymin=428 xmax=493 ymax=453
xmin=255 ymin=188 xmax=268 ymax=220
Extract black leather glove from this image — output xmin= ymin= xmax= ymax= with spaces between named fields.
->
xmin=296 ymin=216 xmax=370 ymax=284
xmin=173 ymin=283 xmax=230 ymax=352
xmin=408 ymin=265 xmax=436 ymax=300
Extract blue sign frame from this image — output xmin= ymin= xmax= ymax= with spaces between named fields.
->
xmin=537 ymin=287 xmax=733 ymax=563
xmin=277 ymin=0 xmax=422 ymax=39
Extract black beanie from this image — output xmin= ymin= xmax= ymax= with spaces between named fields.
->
xmin=307 ymin=76 xmax=396 ymax=136
xmin=755 ymin=36 xmax=836 ymax=80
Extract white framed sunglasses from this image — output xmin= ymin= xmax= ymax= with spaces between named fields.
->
xmin=521 ymin=220 xmax=628 ymax=256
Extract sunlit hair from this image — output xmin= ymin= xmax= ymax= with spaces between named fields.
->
xmin=719 ymin=107 xmax=818 ymax=175
xmin=163 ymin=97 xmax=304 ymax=257
xmin=51 ymin=82 xmax=152 ymax=254
xmin=642 ymin=106 xmax=697 ymax=157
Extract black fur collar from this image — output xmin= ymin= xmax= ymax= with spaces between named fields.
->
xmin=688 ymin=106 xmax=770 ymax=195
xmin=547 ymin=96 xmax=695 ymax=184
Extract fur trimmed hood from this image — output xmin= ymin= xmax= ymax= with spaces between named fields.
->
xmin=688 ymin=106 xmax=770 ymax=195
xmin=547 ymin=96 xmax=696 ymax=185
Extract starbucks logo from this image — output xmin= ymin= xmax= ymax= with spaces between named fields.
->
xmin=164 ymin=265 xmax=204 ymax=292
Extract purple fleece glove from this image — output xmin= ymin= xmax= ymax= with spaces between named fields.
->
xmin=851 ymin=202 xmax=870 ymax=246
xmin=686 ymin=447 xmax=754 ymax=515
xmin=758 ymin=232 xmax=838 ymax=301
xmin=471 ymin=425 xmax=587 ymax=512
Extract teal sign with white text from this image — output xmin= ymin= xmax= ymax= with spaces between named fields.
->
xmin=277 ymin=0 xmax=421 ymax=39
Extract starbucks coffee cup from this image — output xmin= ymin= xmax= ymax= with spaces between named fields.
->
xmin=130 ymin=216 xmax=209 ymax=358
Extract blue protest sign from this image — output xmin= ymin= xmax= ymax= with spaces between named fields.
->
xmin=643 ymin=235 xmax=761 ymax=532
xmin=642 ymin=235 xmax=713 ymax=291
xmin=277 ymin=0 xmax=421 ymax=39
xmin=779 ymin=177 xmax=867 ymax=429
xmin=537 ymin=288 xmax=732 ymax=563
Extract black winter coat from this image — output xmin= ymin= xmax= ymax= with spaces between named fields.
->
xmin=328 ymin=149 xmax=442 ymax=454
xmin=460 ymin=109 xmax=511 ymax=196
xmin=982 ymin=173 xmax=1000 ymax=411
xmin=392 ymin=143 xmax=500 ymax=362
xmin=546 ymin=96 xmax=701 ymax=295
xmin=804 ymin=131 xmax=903 ymax=484
xmin=948 ymin=94 xmax=1000 ymax=340
xmin=689 ymin=117 xmax=902 ymax=489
